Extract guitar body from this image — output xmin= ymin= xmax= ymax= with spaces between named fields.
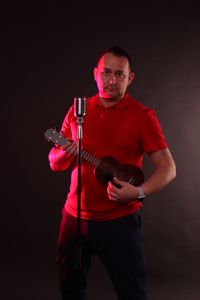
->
xmin=94 ymin=156 xmax=144 ymax=187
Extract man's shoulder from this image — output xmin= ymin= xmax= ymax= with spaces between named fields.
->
xmin=127 ymin=94 xmax=152 ymax=114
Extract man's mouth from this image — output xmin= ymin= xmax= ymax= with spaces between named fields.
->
xmin=106 ymin=85 xmax=117 ymax=91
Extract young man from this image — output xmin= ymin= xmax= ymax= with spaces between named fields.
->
xmin=48 ymin=46 xmax=176 ymax=300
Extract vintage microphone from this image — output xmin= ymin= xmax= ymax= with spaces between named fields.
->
xmin=74 ymin=96 xmax=86 ymax=136
xmin=74 ymin=96 xmax=86 ymax=299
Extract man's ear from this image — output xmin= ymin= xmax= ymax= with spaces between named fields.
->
xmin=128 ymin=72 xmax=134 ymax=85
xmin=93 ymin=67 xmax=97 ymax=81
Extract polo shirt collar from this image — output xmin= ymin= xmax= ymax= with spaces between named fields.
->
xmin=92 ymin=93 xmax=130 ymax=110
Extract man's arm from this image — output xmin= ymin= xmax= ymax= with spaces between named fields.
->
xmin=140 ymin=148 xmax=176 ymax=196
xmin=107 ymin=148 xmax=176 ymax=202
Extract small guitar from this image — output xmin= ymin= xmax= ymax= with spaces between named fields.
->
xmin=45 ymin=128 xmax=144 ymax=187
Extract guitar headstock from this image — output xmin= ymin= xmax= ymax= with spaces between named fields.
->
xmin=44 ymin=128 xmax=67 ymax=146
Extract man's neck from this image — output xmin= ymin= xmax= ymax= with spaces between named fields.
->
xmin=99 ymin=96 xmax=122 ymax=107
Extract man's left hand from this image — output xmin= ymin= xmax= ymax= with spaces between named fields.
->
xmin=107 ymin=177 xmax=138 ymax=203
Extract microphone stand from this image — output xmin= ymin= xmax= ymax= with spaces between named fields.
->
xmin=76 ymin=115 xmax=84 ymax=300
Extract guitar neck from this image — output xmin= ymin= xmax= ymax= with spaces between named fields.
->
xmin=45 ymin=128 xmax=101 ymax=168
xmin=81 ymin=150 xmax=101 ymax=168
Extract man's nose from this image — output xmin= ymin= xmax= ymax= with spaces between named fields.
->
xmin=109 ymin=73 xmax=117 ymax=84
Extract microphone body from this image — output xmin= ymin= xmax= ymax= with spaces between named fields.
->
xmin=74 ymin=97 xmax=86 ymax=119
xmin=74 ymin=96 xmax=86 ymax=139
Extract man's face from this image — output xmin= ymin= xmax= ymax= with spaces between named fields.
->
xmin=94 ymin=53 xmax=134 ymax=100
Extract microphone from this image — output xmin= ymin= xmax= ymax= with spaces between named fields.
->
xmin=74 ymin=96 xmax=86 ymax=119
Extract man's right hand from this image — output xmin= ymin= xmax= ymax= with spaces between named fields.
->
xmin=49 ymin=138 xmax=77 ymax=171
xmin=61 ymin=140 xmax=77 ymax=158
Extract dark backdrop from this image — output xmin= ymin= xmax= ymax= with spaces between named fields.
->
xmin=1 ymin=2 xmax=200 ymax=299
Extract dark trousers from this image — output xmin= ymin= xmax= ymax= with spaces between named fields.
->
xmin=56 ymin=209 xmax=148 ymax=300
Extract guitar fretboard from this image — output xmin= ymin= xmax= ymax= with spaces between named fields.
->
xmin=82 ymin=150 xmax=101 ymax=168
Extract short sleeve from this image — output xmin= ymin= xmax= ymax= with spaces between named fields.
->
xmin=141 ymin=109 xmax=168 ymax=153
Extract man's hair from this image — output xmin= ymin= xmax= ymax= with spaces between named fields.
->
xmin=96 ymin=46 xmax=133 ymax=71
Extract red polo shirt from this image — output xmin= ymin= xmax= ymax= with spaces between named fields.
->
xmin=61 ymin=93 xmax=168 ymax=221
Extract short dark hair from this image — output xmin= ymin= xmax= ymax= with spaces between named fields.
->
xmin=96 ymin=46 xmax=133 ymax=71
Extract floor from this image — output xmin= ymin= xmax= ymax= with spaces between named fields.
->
xmin=87 ymin=258 xmax=200 ymax=300
xmin=1 ymin=256 xmax=200 ymax=299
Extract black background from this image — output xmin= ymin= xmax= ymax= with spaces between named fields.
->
xmin=1 ymin=1 xmax=200 ymax=299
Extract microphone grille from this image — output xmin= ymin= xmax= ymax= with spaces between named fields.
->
xmin=74 ymin=96 xmax=86 ymax=118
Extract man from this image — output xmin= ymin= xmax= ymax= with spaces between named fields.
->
xmin=48 ymin=46 xmax=176 ymax=300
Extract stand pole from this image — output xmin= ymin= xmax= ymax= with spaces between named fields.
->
xmin=76 ymin=119 xmax=83 ymax=300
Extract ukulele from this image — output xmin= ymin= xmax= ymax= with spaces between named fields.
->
xmin=45 ymin=128 xmax=144 ymax=187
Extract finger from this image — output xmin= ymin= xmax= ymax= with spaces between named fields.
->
xmin=67 ymin=144 xmax=77 ymax=157
xmin=107 ymin=191 xmax=116 ymax=200
xmin=107 ymin=188 xmax=117 ymax=197
xmin=109 ymin=180 xmax=122 ymax=191
xmin=112 ymin=177 xmax=124 ymax=187
xmin=63 ymin=143 xmax=77 ymax=157
xmin=109 ymin=193 xmax=118 ymax=201
xmin=108 ymin=181 xmax=118 ymax=193
xmin=61 ymin=142 xmax=72 ymax=151
xmin=67 ymin=143 xmax=77 ymax=151
xmin=107 ymin=186 xmax=118 ymax=200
